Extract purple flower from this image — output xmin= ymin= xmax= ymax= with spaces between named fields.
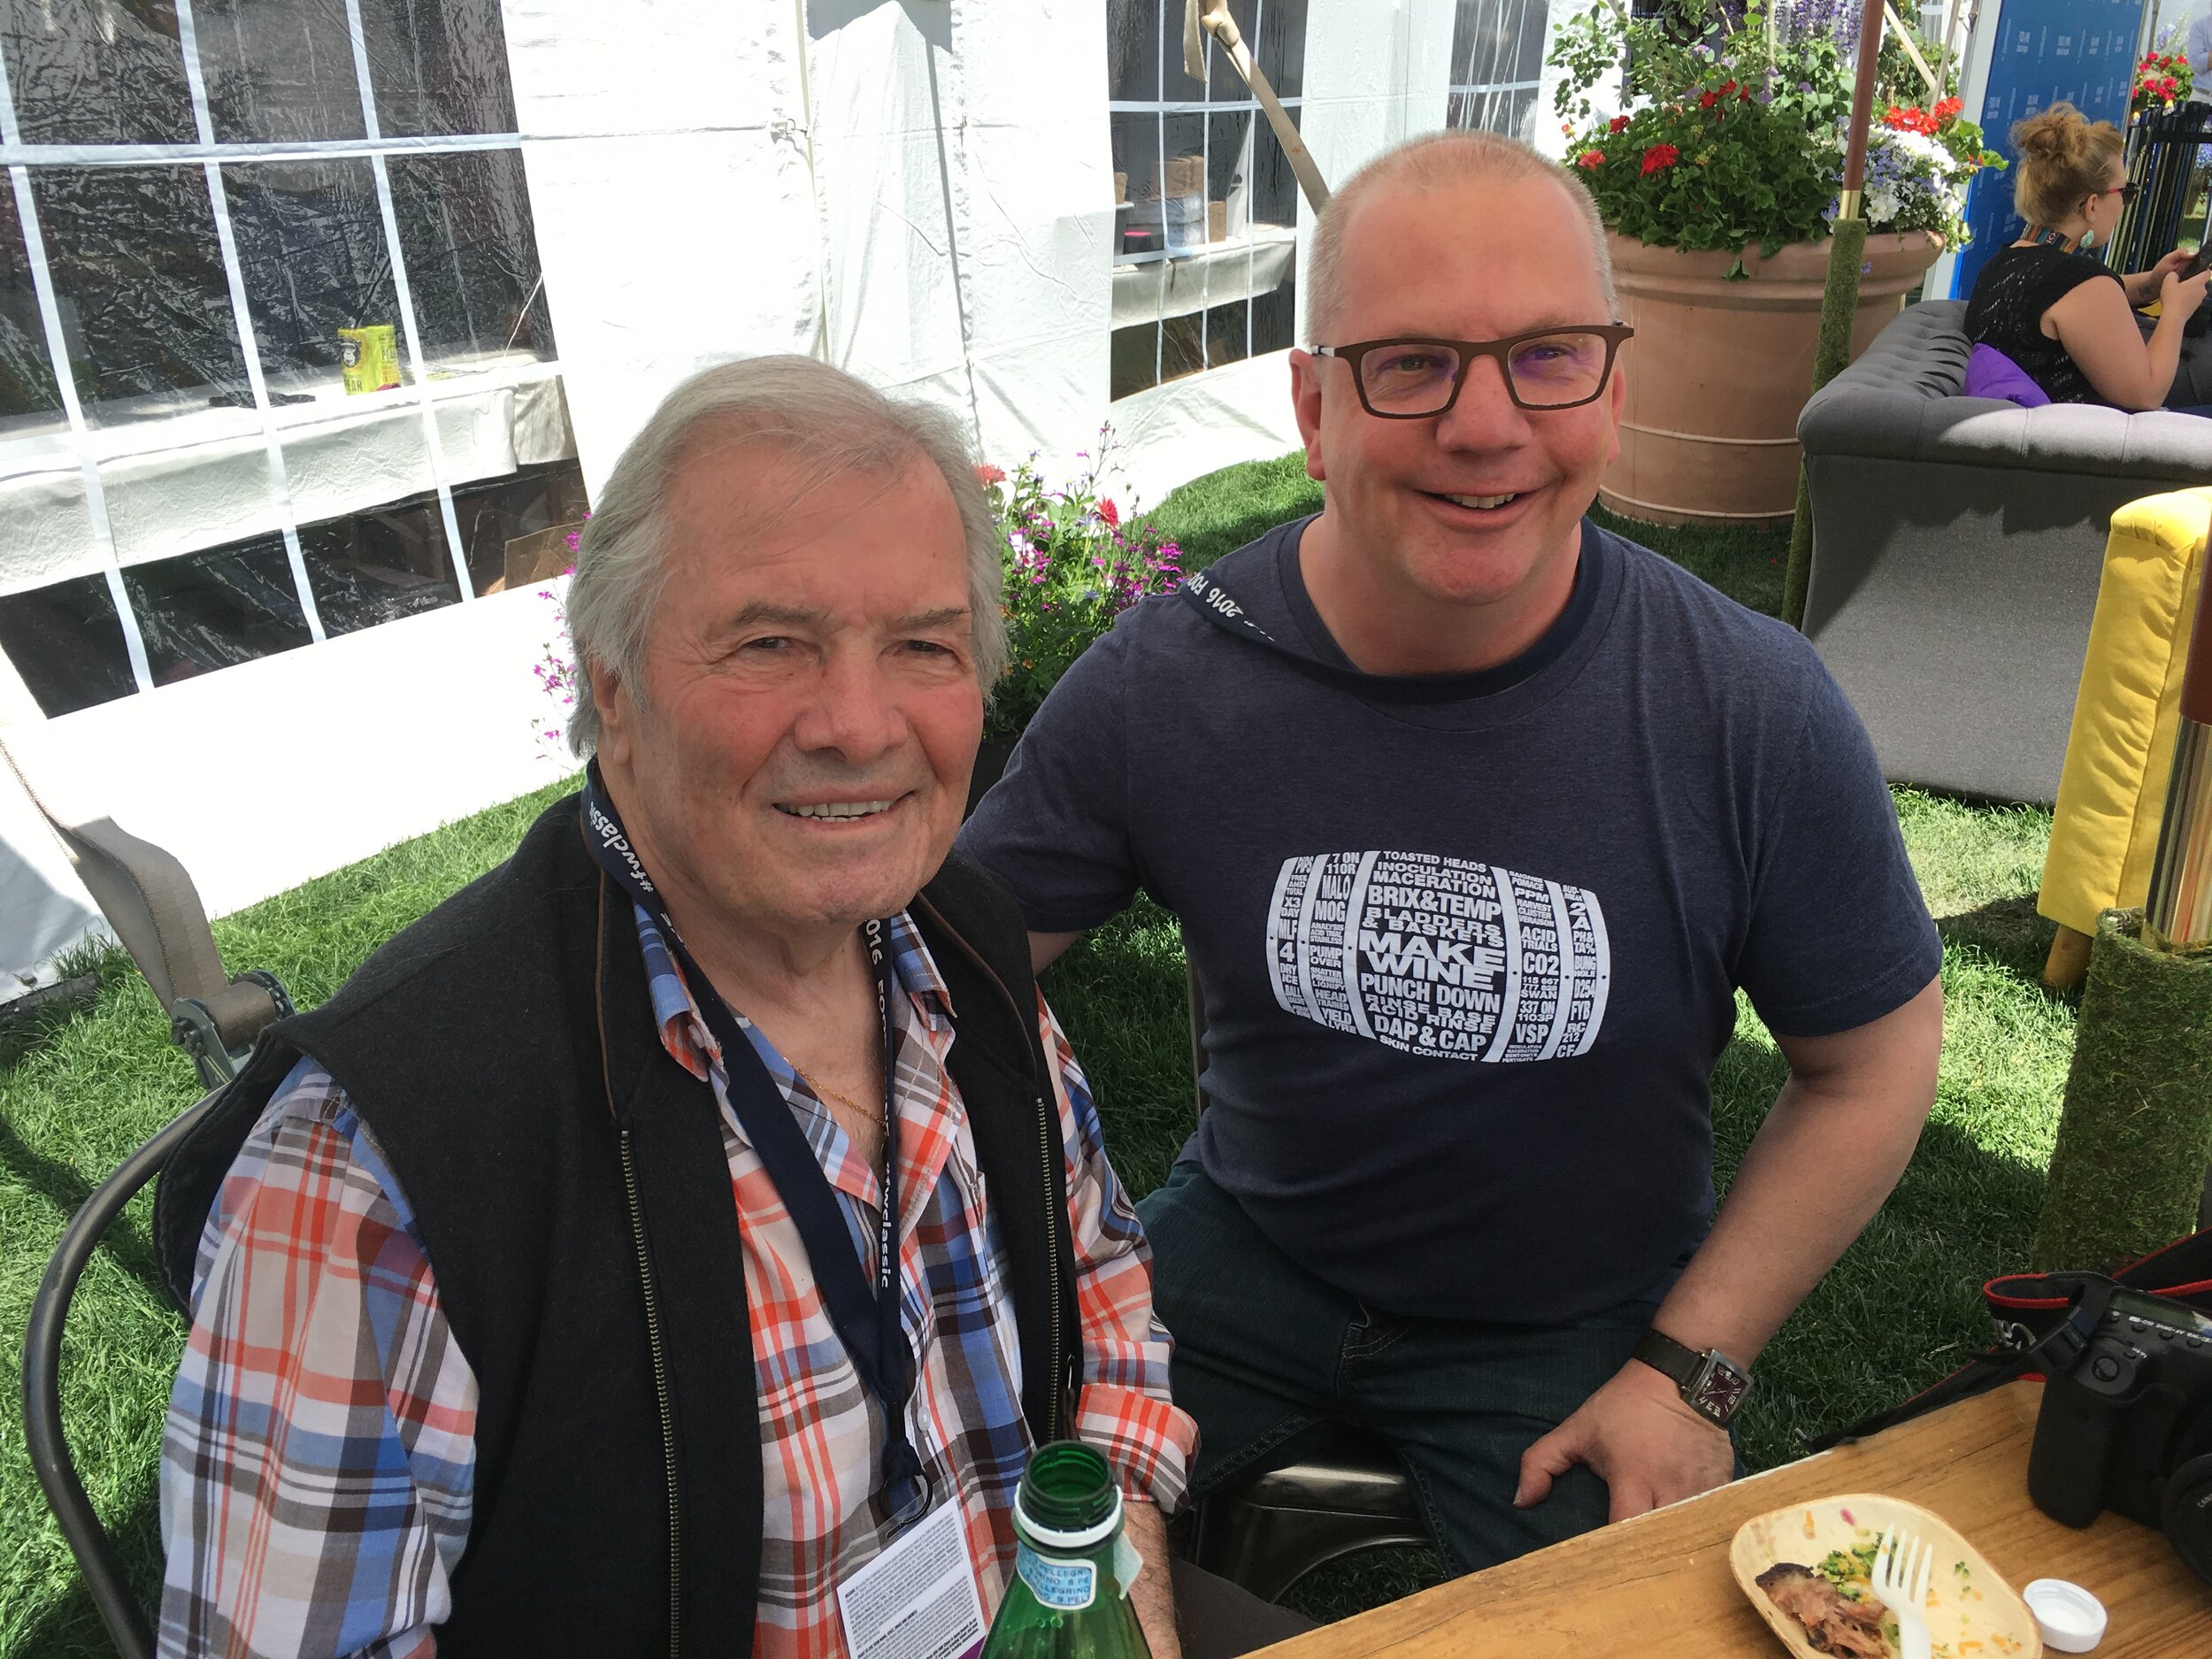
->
xmin=1782 ymin=0 xmax=1860 ymax=56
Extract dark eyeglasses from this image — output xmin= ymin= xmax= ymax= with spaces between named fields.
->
xmin=2101 ymin=181 xmax=2140 ymax=206
xmin=1311 ymin=326 xmax=1635 ymax=418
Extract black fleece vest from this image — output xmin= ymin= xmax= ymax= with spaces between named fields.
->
xmin=156 ymin=794 xmax=1079 ymax=1659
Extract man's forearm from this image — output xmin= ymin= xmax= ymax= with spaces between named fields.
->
xmin=1122 ymin=1498 xmax=1180 ymax=1659
xmin=1650 ymin=983 xmax=1942 ymax=1366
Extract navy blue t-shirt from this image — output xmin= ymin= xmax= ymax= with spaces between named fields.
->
xmin=958 ymin=518 xmax=1940 ymax=1324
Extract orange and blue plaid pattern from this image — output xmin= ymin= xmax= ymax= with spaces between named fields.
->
xmin=157 ymin=908 xmax=1193 ymax=1659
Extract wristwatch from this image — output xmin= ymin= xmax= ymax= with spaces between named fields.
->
xmin=1632 ymin=1327 xmax=1754 ymax=1427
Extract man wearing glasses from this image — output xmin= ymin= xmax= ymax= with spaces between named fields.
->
xmin=959 ymin=131 xmax=1943 ymax=1575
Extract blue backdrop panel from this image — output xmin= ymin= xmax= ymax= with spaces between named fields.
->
xmin=1949 ymin=0 xmax=2147 ymax=299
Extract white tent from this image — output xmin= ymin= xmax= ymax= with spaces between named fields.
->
xmin=0 ymin=0 xmax=1562 ymax=994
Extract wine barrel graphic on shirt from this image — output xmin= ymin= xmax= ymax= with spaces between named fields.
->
xmin=1265 ymin=850 xmax=1611 ymax=1064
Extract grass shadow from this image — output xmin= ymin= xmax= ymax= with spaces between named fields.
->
xmin=0 ymin=978 xmax=101 ymax=1071
xmin=0 ymin=1107 xmax=166 ymax=1301
xmin=1934 ymin=893 xmax=2069 ymax=998
xmin=10 ymin=1479 xmax=163 ymax=1659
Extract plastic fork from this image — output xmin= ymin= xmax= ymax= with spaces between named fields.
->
xmin=1872 ymin=1525 xmax=1934 ymax=1659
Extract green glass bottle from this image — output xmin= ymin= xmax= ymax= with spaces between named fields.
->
xmin=981 ymin=1441 xmax=1154 ymax=1659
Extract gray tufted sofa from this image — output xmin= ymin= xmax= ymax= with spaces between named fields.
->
xmin=1795 ymin=298 xmax=2212 ymax=805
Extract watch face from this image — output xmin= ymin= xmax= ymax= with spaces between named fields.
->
xmin=1691 ymin=1356 xmax=1751 ymax=1424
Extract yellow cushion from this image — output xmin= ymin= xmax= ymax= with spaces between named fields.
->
xmin=2040 ymin=489 xmax=2211 ymax=937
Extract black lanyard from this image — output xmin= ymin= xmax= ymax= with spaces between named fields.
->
xmin=580 ymin=765 xmax=930 ymax=1525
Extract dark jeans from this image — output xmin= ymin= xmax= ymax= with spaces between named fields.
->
xmin=1171 ymin=1559 xmax=1315 ymax=1656
xmin=1138 ymin=1161 xmax=1659 ymax=1578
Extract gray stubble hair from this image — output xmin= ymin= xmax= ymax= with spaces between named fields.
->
xmin=1305 ymin=129 xmax=1617 ymax=344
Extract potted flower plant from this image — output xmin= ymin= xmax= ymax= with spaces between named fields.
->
xmin=1552 ymin=0 xmax=1998 ymax=524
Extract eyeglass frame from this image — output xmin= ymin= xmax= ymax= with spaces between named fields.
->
xmin=2095 ymin=181 xmax=2140 ymax=208
xmin=1310 ymin=325 xmax=1637 ymax=419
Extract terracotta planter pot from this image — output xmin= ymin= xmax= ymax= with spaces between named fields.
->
xmin=1598 ymin=230 xmax=1943 ymax=527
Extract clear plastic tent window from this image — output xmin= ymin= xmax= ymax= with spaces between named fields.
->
xmin=1445 ymin=0 xmax=1552 ymax=142
xmin=0 ymin=0 xmax=578 ymax=719
xmin=1106 ymin=0 xmax=1308 ymax=401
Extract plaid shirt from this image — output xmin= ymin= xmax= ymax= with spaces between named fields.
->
xmin=158 ymin=907 xmax=1193 ymax=1659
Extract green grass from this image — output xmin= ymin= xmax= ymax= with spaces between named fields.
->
xmin=1147 ymin=452 xmax=1322 ymax=572
xmin=0 ymin=485 xmax=2078 ymax=1653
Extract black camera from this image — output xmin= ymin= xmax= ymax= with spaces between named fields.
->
xmin=2027 ymin=1285 xmax=2212 ymax=1582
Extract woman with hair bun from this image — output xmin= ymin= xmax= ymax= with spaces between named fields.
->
xmin=1964 ymin=101 xmax=2210 ymax=408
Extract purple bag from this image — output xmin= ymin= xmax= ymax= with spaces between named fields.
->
xmin=1963 ymin=342 xmax=2053 ymax=407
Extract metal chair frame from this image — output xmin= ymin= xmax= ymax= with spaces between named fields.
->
xmin=22 ymin=1092 xmax=219 ymax=1659
xmin=7 ymin=733 xmax=295 ymax=1655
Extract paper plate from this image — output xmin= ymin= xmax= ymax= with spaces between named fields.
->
xmin=1730 ymin=1491 xmax=2043 ymax=1659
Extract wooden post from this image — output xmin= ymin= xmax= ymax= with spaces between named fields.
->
xmin=2043 ymin=924 xmax=2094 ymax=989
xmin=1783 ymin=0 xmax=1893 ymax=630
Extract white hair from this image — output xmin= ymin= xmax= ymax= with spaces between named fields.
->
xmin=1306 ymin=129 xmax=1617 ymax=342
xmin=564 ymin=356 xmax=1006 ymax=755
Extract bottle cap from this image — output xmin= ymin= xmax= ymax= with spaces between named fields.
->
xmin=1013 ymin=1441 xmax=1121 ymax=1550
xmin=2022 ymin=1578 xmax=2107 ymax=1653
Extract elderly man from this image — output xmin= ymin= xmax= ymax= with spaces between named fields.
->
xmin=959 ymin=130 xmax=1945 ymax=1576
xmin=152 ymin=358 xmax=1294 ymax=1659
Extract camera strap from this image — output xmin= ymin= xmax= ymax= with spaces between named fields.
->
xmin=1804 ymin=1277 xmax=2118 ymax=1453
xmin=1809 ymin=1225 xmax=2212 ymax=1452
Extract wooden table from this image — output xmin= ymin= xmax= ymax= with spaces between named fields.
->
xmin=1266 ymin=1383 xmax=2212 ymax=1658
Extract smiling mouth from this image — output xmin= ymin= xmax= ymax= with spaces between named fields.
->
xmin=1433 ymin=490 xmax=1525 ymax=511
xmin=775 ymin=799 xmax=899 ymax=820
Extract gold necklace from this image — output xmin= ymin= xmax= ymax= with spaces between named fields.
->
xmin=792 ymin=1064 xmax=878 ymax=1125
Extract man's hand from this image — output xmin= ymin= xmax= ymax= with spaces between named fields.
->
xmin=1513 ymin=1355 xmax=1733 ymax=1522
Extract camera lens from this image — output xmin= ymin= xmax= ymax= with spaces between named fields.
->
xmin=2162 ymin=1454 xmax=2212 ymax=1586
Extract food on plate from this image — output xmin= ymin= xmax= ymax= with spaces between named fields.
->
xmin=1755 ymin=1561 xmax=1893 ymax=1657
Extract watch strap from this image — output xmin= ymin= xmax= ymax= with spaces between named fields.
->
xmin=1632 ymin=1327 xmax=1753 ymax=1425
xmin=1632 ymin=1326 xmax=1703 ymax=1390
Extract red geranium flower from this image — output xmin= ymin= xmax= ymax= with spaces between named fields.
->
xmin=1097 ymin=496 xmax=1119 ymax=526
xmin=1934 ymin=96 xmax=1963 ymax=121
xmin=974 ymin=463 xmax=1005 ymax=486
xmin=1578 ymin=148 xmax=1607 ymax=169
xmin=1641 ymin=143 xmax=1680 ymax=175
xmin=1609 ymin=113 xmax=1632 ymax=133
xmin=1699 ymin=89 xmax=1718 ymax=108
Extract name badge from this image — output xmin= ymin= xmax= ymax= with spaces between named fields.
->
xmin=836 ymin=1500 xmax=989 ymax=1659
